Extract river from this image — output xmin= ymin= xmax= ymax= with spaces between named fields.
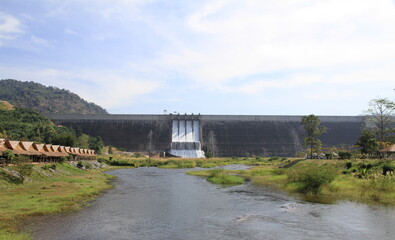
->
xmin=30 ymin=167 xmax=395 ymax=240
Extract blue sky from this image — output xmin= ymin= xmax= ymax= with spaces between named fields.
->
xmin=0 ymin=0 xmax=395 ymax=115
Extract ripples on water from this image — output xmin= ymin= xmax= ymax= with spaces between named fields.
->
xmin=30 ymin=166 xmax=395 ymax=240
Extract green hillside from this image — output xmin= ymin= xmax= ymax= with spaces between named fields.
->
xmin=0 ymin=79 xmax=108 ymax=114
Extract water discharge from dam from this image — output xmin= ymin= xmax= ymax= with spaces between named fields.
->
xmin=170 ymin=119 xmax=205 ymax=158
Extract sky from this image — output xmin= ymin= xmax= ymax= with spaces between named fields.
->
xmin=0 ymin=0 xmax=395 ymax=115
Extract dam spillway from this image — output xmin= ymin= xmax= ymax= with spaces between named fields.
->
xmin=170 ymin=118 xmax=205 ymax=158
xmin=47 ymin=114 xmax=364 ymax=157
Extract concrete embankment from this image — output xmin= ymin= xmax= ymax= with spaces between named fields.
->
xmin=48 ymin=114 xmax=364 ymax=157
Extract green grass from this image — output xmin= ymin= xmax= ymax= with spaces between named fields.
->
xmin=207 ymin=174 xmax=244 ymax=185
xmin=188 ymin=169 xmax=245 ymax=185
xmin=0 ymin=163 xmax=114 ymax=240
xmin=100 ymin=155 xmax=293 ymax=169
xmin=186 ymin=158 xmax=395 ymax=206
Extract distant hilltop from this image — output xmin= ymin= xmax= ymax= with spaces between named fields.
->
xmin=0 ymin=79 xmax=108 ymax=114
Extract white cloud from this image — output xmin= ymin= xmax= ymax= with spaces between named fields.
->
xmin=156 ymin=0 xmax=395 ymax=95
xmin=30 ymin=36 xmax=50 ymax=47
xmin=0 ymin=12 xmax=23 ymax=44
xmin=64 ymin=28 xmax=78 ymax=35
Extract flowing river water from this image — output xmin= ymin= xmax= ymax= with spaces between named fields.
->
xmin=30 ymin=166 xmax=395 ymax=240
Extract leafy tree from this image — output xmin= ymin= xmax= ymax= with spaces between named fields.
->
xmin=365 ymin=98 xmax=395 ymax=141
xmin=89 ymin=136 xmax=104 ymax=154
xmin=355 ymin=130 xmax=379 ymax=157
xmin=3 ymin=150 xmax=15 ymax=165
xmin=77 ymin=134 xmax=90 ymax=148
xmin=52 ymin=133 xmax=77 ymax=146
xmin=301 ymin=114 xmax=327 ymax=159
xmin=108 ymin=146 xmax=113 ymax=154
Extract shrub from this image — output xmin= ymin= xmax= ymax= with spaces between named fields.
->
xmin=325 ymin=153 xmax=333 ymax=160
xmin=176 ymin=160 xmax=196 ymax=168
xmin=207 ymin=169 xmax=244 ymax=185
xmin=58 ymin=157 xmax=67 ymax=163
xmin=205 ymin=152 xmax=213 ymax=158
xmin=382 ymin=163 xmax=395 ymax=175
xmin=106 ymin=159 xmax=135 ymax=167
xmin=13 ymin=155 xmax=30 ymax=165
xmin=15 ymin=164 xmax=33 ymax=177
xmin=273 ymin=168 xmax=285 ymax=175
xmin=42 ymin=164 xmax=57 ymax=170
xmin=345 ymin=162 xmax=352 ymax=169
xmin=201 ymin=163 xmax=217 ymax=168
xmin=0 ymin=170 xmax=23 ymax=184
xmin=3 ymin=150 xmax=14 ymax=165
xmin=359 ymin=154 xmax=367 ymax=159
xmin=84 ymin=162 xmax=93 ymax=170
xmin=268 ymin=156 xmax=279 ymax=161
xmin=97 ymin=158 xmax=106 ymax=163
xmin=133 ymin=152 xmax=142 ymax=158
xmin=77 ymin=161 xmax=83 ymax=169
xmin=338 ymin=152 xmax=352 ymax=160
xmin=286 ymin=164 xmax=338 ymax=194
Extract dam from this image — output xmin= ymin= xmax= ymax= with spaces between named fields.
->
xmin=48 ymin=114 xmax=364 ymax=157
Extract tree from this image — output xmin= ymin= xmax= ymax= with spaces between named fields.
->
xmin=365 ymin=98 xmax=395 ymax=141
xmin=89 ymin=136 xmax=104 ymax=154
xmin=108 ymin=146 xmax=113 ymax=154
xmin=301 ymin=114 xmax=327 ymax=159
xmin=52 ymin=132 xmax=76 ymax=147
xmin=3 ymin=150 xmax=15 ymax=165
xmin=355 ymin=130 xmax=379 ymax=157
xmin=77 ymin=134 xmax=90 ymax=148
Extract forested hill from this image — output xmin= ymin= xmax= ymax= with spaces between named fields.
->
xmin=0 ymin=79 xmax=108 ymax=114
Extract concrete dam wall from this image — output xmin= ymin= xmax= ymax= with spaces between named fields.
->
xmin=48 ymin=114 xmax=364 ymax=157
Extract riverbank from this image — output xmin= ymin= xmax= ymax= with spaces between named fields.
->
xmin=100 ymin=154 xmax=291 ymax=168
xmin=0 ymin=161 xmax=118 ymax=240
xmin=187 ymin=158 xmax=395 ymax=206
xmin=27 ymin=166 xmax=395 ymax=240
xmin=3 ymin=157 xmax=395 ymax=239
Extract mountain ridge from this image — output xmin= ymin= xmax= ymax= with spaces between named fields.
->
xmin=0 ymin=79 xmax=108 ymax=114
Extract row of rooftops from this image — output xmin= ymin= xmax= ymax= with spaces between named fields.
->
xmin=0 ymin=138 xmax=96 ymax=157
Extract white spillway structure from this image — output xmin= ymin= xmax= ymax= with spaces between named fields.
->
xmin=170 ymin=120 xmax=205 ymax=158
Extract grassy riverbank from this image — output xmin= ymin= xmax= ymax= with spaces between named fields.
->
xmin=100 ymin=154 xmax=290 ymax=169
xmin=0 ymin=162 xmax=116 ymax=240
xmin=187 ymin=169 xmax=245 ymax=185
xmin=187 ymin=158 xmax=395 ymax=206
